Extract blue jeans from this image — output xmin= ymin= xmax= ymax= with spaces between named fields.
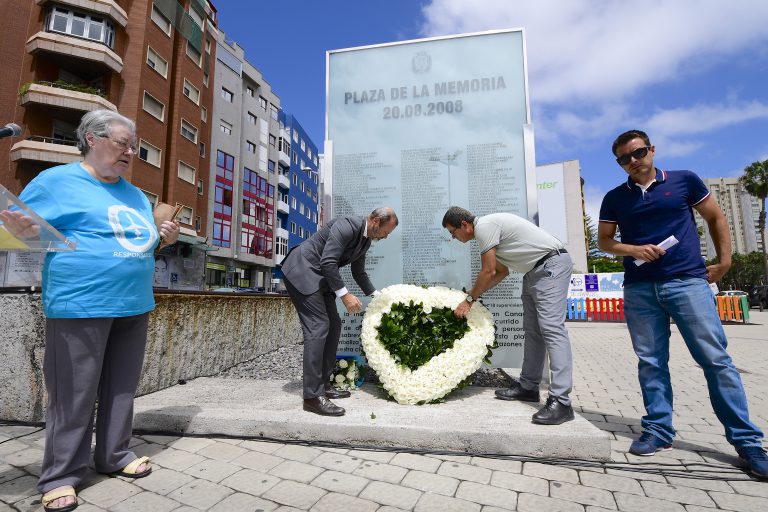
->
xmin=623 ymin=277 xmax=763 ymax=448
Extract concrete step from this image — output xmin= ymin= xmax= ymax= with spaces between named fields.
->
xmin=133 ymin=378 xmax=611 ymax=460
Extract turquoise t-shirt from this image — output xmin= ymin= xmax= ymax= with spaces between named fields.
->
xmin=19 ymin=162 xmax=159 ymax=318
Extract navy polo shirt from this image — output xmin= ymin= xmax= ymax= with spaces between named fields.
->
xmin=599 ymin=169 xmax=710 ymax=284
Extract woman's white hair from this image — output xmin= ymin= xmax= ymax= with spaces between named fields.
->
xmin=76 ymin=109 xmax=136 ymax=156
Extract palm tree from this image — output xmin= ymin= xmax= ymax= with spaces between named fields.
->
xmin=740 ymin=159 xmax=768 ymax=282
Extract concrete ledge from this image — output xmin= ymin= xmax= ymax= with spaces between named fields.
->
xmin=134 ymin=378 xmax=612 ymax=460
xmin=0 ymin=293 xmax=301 ymax=422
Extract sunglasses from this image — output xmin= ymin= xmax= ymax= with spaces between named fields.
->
xmin=616 ymin=146 xmax=651 ymax=166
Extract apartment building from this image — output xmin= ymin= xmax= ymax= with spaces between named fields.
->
xmin=0 ymin=0 xmax=218 ymax=289
xmin=204 ymin=33 xmax=281 ymax=290
xmin=696 ymin=177 xmax=762 ymax=259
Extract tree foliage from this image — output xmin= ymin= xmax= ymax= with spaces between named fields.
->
xmin=739 ymin=159 xmax=768 ymax=281
xmin=707 ymin=252 xmax=767 ymax=290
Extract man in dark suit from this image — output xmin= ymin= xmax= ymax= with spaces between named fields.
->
xmin=281 ymin=207 xmax=398 ymax=416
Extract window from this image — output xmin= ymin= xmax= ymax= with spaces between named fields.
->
xmin=138 ymin=140 xmax=161 ymax=167
xmin=186 ymin=41 xmax=202 ymax=66
xmin=300 ymin=139 xmax=306 ymax=151
xmin=213 ymin=151 xmax=235 ymax=248
xmin=220 ymin=120 xmax=232 ymax=135
xmin=292 ymin=174 xmax=298 ymax=185
xmin=146 ymin=47 xmax=167 ymax=77
xmin=221 ymin=87 xmax=234 ymax=102
xmin=299 ymin=226 xmax=304 ymax=238
xmin=278 ymin=137 xmax=290 ymax=155
xmin=199 ymin=142 xmax=206 ymax=158
xmin=247 ymin=112 xmax=257 ymax=125
xmin=48 ymin=6 xmax=115 ymax=47
xmin=188 ymin=5 xmax=204 ymax=28
xmin=183 ymin=79 xmax=200 ymax=105
xmin=205 ymin=38 xmax=212 ymax=54
xmin=308 ymin=148 xmax=313 ymax=159
xmin=195 ymin=215 xmax=201 ymax=232
xmin=203 ymin=73 xmax=209 ymax=87
xmin=197 ymin=180 xmax=204 ymax=195
xmin=292 ymin=129 xmax=299 ymax=143
xmin=142 ymin=91 xmax=164 ymax=121
xmin=177 ymin=205 xmax=193 ymax=225
xmin=201 ymin=107 xmax=207 ymax=122
xmin=246 ymin=141 xmax=256 ymax=153
xmin=150 ymin=4 xmax=171 ymax=35
xmin=300 ymin=181 xmax=305 ymax=193
xmin=246 ymin=86 xmax=254 ymax=97
xmin=313 ymin=191 xmax=318 ymax=202
xmin=290 ymin=222 xmax=296 ymax=234
xmin=269 ymin=134 xmax=276 ymax=148
xmin=241 ymin=168 xmax=275 ymax=257
xmin=178 ymin=161 xmax=195 ymax=184
xmin=180 ymin=120 xmax=197 ymax=143
xmin=313 ymin=212 xmax=317 ymax=223
xmin=291 ymin=197 xmax=296 ymax=209
xmin=142 ymin=190 xmax=158 ymax=209
xmin=268 ymin=160 xmax=275 ymax=174
xmin=259 ymin=96 xmax=267 ymax=111
xmin=269 ymin=104 xmax=279 ymax=121
xmin=292 ymin=151 xmax=298 ymax=164
xmin=276 ymin=237 xmax=287 ymax=257
xmin=299 ymin=203 xmax=304 ymax=215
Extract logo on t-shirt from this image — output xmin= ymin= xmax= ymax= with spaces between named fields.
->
xmin=108 ymin=205 xmax=158 ymax=253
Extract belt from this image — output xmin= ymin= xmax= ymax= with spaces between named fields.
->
xmin=534 ymin=248 xmax=567 ymax=268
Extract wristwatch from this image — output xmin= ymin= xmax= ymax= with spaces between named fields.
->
xmin=465 ymin=295 xmax=475 ymax=304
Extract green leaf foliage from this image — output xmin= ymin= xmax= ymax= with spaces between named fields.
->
xmin=376 ymin=300 xmax=470 ymax=371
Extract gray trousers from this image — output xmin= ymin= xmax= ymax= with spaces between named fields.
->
xmin=518 ymin=253 xmax=574 ymax=405
xmin=38 ymin=314 xmax=149 ymax=493
xmin=283 ymin=278 xmax=341 ymax=399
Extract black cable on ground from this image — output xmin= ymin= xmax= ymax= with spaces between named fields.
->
xmin=1 ymin=420 xmax=756 ymax=481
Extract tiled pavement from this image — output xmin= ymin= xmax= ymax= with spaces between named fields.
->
xmin=2 ymin=312 xmax=767 ymax=511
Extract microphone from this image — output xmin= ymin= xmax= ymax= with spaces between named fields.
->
xmin=0 ymin=123 xmax=22 ymax=139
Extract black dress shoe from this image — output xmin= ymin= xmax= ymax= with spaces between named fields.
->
xmin=325 ymin=387 xmax=351 ymax=399
xmin=532 ymin=396 xmax=574 ymax=425
xmin=303 ymin=397 xmax=345 ymax=416
xmin=495 ymin=382 xmax=540 ymax=402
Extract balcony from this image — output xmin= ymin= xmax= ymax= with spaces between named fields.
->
xmin=19 ymin=82 xmax=116 ymax=113
xmin=35 ymin=0 xmax=128 ymax=27
xmin=277 ymin=200 xmax=289 ymax=215
xmin=278 ymin=149 xmax=290 ymax=166
xmin=27 ymin=31 xmax=123 ymax=74
xmin=276 ymin=227 xmax=289 ymax=240
xmin=278 ymin=173 xmax=290 ymax=189
xmin=10 ymin=136 xmax=80 ymax=165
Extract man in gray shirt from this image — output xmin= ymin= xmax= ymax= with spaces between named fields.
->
xmin=443 ymin=206 xmax=574 ymax=425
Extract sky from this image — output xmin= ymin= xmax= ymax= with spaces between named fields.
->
xmin=212 ymin=0 xmax=768 ymax=222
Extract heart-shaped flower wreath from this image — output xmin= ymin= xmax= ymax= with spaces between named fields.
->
xmin=361 ymin=284 xmax=495 ymax=404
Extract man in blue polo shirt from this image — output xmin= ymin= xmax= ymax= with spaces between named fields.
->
xmin=598 ymin=129 xmax=767 ymax=478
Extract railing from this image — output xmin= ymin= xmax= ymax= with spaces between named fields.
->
xmin=567 ymin=298 xmax=624 ymax=322
xmin=23 ymin=80 xmax=107 ymax=98
xmin=567 ymin=295 xmax=750 ymax=324
xmin=26 ymin=135 xmax=78 ymax=146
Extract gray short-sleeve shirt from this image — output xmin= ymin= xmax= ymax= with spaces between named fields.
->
xmin=474 ymin=213 xmax=564 ymax=273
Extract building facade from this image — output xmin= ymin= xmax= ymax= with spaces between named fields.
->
xmin=204 ymin=33 xmax=281 ymax=290
xmin=696 ymin=177 xmax=762 ymax=259
xmin=0 ymin=0 xmax=218 ymax=289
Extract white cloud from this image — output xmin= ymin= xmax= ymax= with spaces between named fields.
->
xmin=420 ymin=0 xmax=768 ymax=153
xmin=420 ymin=0 xmax=768 ymax=105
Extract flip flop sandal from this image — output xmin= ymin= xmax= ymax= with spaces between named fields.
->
xmin=42 ymin=485 xmax=78 ymax=512
xmin=110 ymin=456 xmax=152 ymax=478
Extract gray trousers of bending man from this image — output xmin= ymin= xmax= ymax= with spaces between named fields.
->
xmin=518 ymin=252 xmax=574 ymax=404
xmin=38 ymin=313 xmax=149 ymax=493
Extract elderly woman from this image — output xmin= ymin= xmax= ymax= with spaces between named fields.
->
xmin=0 ymin=110 xmax=179 ymax=511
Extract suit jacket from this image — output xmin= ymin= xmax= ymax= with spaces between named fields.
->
xmin=280 ymin=215 xmax=375 ymax=296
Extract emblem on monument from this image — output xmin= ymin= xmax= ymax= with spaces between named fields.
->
xmin=412 ymin=51 xmax=431 ymax=73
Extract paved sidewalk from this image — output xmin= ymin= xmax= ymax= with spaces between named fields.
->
xmin=2 ymin=312 xmax=767 ymax=511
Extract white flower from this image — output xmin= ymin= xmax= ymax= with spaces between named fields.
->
xmin=361 ymin=284 xmax=495 ymax=405
xmin=334 ymin=374 xmax=345 ymax=384
xmin=338 ymin=359 xmax=349 ymax=369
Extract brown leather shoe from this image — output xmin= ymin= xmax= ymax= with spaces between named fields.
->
xmin=325 ymin=387 xmax=351 ymax=399
xmin=303 ymin=397 xmax=345 ymax=416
